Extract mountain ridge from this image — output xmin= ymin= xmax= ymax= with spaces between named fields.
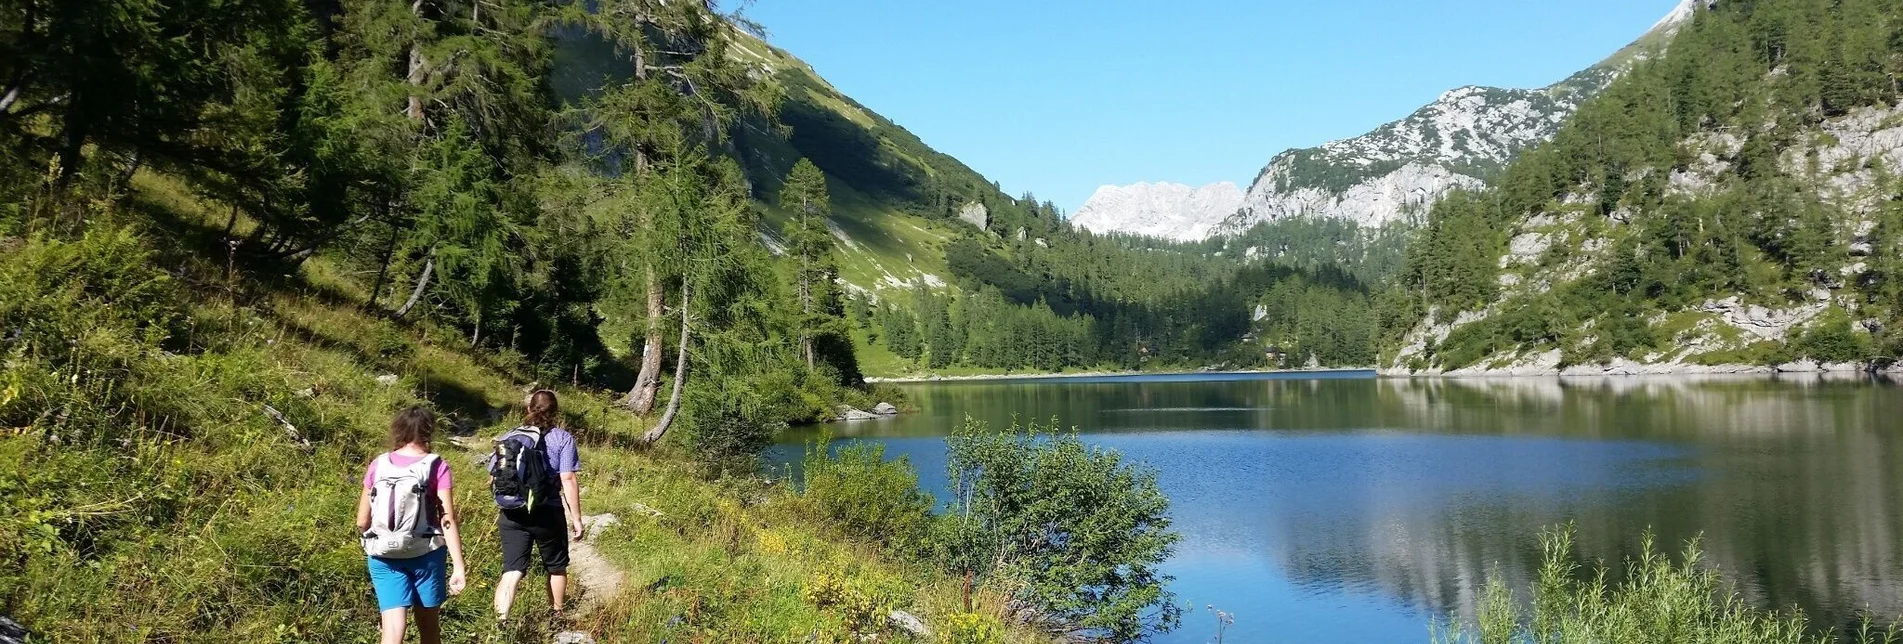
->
xmin=1072 ymin=0 xmax=1697 ymax=241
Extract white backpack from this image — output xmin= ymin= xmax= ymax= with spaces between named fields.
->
xmin=361 ymin=453 xmax=445 ymax=559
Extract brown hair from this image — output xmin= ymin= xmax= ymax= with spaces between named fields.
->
xmin=525 ymin=390 xmax=559 ymax=429
xmin=389 ymin=406 xmax=435 ymax=450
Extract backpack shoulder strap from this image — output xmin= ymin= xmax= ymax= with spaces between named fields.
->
xmin=413 ymin=454 xmax=440 ymax=482
xmin=371 ymin=452 xmax=396 ymax=483
xmin=517 ymin=425 xmax=546 ymax=448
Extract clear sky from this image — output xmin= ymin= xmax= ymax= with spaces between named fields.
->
xmin=743 ymin=0 xmax=1680 ymax=214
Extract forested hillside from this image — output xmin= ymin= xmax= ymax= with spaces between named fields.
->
xmin=1386 ymin=0 xmax=1903 ymax=374
xmin=0 ymin=0 xmax=1190 ymax=641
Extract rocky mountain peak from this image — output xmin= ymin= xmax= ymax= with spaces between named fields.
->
xmin=1068 ymin=181 xmax=1243 ymax=241
xmin=1073 ymin=1 xmax=1697 ymax=242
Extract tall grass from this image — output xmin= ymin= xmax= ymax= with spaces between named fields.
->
xmin=0 ymin=184 xmax=1045 ymax=642
xmin=1432 ymin=527 xmax=1900 ymax=644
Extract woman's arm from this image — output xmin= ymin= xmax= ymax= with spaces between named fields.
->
xmin=560 ymin=472 xmax=584 ymax=539
xmin=436 ymin=483 xmax=467 ymax=594
xmin=355 ymin=487 xmax=372 ymax=532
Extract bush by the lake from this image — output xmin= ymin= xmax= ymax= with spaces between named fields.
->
xmin=940 ymin=416 xmax=1181 ymax=642
xmin=1433 ymin=526 xmax=1902 ymax=644
xmin=800 ymin=434 xmax=935 ymax=555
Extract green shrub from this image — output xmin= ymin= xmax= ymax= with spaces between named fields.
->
xmin=800 ymin=436 xmax=933 ymax=553
xmin=939 ymin=417 xmax=1181 ymax=642
xmin=680 ymin=373 xmax=792 ymax=469
xmin=1791 ymin=308 xmax=1872 ymax=364
xmin=1432 ymin=526 xmax=1900 ymax=644
xmin=939 ymin=611 xmax=1006 ymax=644
xmin=802 ymin=569 xmax=895 ymax=635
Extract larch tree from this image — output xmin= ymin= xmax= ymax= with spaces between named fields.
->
xmin=779 ymin=158 xmax=837 ymax=371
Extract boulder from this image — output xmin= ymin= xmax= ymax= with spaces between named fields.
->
xmin=840 ymin=408 xmax=880 ymax=421
xmin=888 ymin=609 xmax=932 ymax=639
xmin=1775 ymin=360 xmax=1823 ymax=373
xmin=871 ymin=402 xmax=899 ymax=416
xmin=583 ymin=513 xmax=620 ymax=534
xmin=1 ymin=616 xmax=27 ymax=644
xmin=957 ymin=202 xmax=989 ymax=230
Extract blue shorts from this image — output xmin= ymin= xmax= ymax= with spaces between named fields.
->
xmin=366 ymin=548 xmax=448 ymax=612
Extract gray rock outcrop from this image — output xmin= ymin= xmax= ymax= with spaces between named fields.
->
xmin=957 ymin=202 xmax=989 ymax=231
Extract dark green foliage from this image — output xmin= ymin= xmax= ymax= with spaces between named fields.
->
xmin=800 ymin=437 xmax=934 ymax=555
xmin=679 ymin=371 xmax=792 ymax=470
xmin=1225 ymin=217 xmax=1413 ymax=286
xmin=1791 ymin=307 xmax=1872 ymax=363
xmin=940 ymin=417 xmax=1181 ymax=641
xmin=1244 ymin=264 xmax=1380 ymax=367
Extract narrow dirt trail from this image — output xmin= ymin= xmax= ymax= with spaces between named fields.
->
xmin=551 ymin=514 xmax=626 ymax=644
xmin=569 ymin=514 xmax=625 ymax=604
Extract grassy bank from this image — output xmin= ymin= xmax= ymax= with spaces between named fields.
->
xmin=0 ymin=178 xmax=1049 ymax=643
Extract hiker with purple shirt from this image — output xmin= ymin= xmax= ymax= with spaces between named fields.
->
xmin=356 ymin=407 xmax=469 ymax=644
xmin=489 ymin=390 xmax=585 ymax=622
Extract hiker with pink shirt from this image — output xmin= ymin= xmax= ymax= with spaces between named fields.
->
xmin=356 ymin=407 xmax=469 ymax=644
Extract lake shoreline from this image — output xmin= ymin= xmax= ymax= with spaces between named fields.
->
xmin=865 ymin=368 xmax=1376 ymax=383
xmin=869 ymin=362 xmax=1903 ymax=383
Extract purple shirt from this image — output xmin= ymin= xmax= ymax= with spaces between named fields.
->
xmin=543 ymin=427 xmax=580 ymax=474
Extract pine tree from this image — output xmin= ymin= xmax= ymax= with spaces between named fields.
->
xmin=780 ymin=158 xmax=838 ymax=371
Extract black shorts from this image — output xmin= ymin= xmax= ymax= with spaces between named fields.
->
xmin=498 ymin=505 xmax=569 ymax=575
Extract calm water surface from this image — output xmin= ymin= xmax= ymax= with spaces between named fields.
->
xmin=774 ymin=373 xmax=1903 ymax=643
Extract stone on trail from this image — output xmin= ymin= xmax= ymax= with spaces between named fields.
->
xmin=582 ymin=513 xmax=619 ymax=536
xmin=888 ymin=609 xmax=932 ymax=638
xmin=871 ymin=402 xmax=899 ymax=415
xmin=552 ymin=631 xmax=595 ymax=644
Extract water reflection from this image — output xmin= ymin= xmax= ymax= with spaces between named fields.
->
xmin=781 ymin=374 xmax=1903 ymax=642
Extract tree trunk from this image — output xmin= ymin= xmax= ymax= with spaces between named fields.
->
xmin=52 ymin=97 xmax=87 ymax=192
xmin=222 ymin=203 xmax=240 ymax=238
xmin=368 ymin=214 xmax=399 ymax=308
xmin=630 ymin=21 xmax=651 ymax=176
xmin=799 ymin=270 xmax=815 ymax=370
xmin=407 ymin=0 xmax=428 ymax=122
xmin=394 ymin=255 xmax=434 ymax=318
xmin=639 ymin=282 xmax=691 ymax=446
xmin=407 ymin=43 xmax=427 ymax=121
xmin=621 ymin=266 xmax=665 ymax=413
xmin=0 ymin=71 xmax=25 ymax=116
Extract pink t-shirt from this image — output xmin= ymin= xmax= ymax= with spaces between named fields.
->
xmin=362 ymin=452 xmax=454 ymax=492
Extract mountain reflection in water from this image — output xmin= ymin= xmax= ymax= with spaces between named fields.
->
xmin=777 ymin=373 xmax=1903 ymax=643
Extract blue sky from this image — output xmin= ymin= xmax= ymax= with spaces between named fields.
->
xmin=743 ymin=0 xmax=1679 ymax=213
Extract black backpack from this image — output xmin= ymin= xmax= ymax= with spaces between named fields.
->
xmin=489 ymin=426 xmax=553 ymax=511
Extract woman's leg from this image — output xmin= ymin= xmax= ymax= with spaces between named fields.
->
xmin=378 ymin=607 xmax=409 ymax=644
xmin=496 ymin=514 xmax=533 ymax=618
xmin=494 ymin=570 xmax=525 ymax=617
xmin=415 ymin=607 xmax=441 ymax=644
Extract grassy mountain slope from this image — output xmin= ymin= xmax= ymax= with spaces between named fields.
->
xmin=0 ymin=170 xmax=1048 ymax=642
xmin=1385 ymin=0 xmax=1903 ymax=375
xmin=731 ymin=34 xmax=1013 ymax=293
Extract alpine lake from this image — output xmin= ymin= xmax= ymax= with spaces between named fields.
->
xmin=772 ymin=372 xmax=1903 ymax=643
